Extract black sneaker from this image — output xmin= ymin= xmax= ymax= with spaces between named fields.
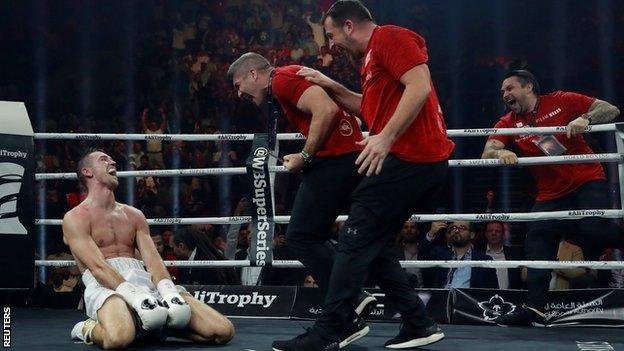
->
xmin=272 ymin=328 xmax=340 ymax=351
xmin=384 ymin=323 xmax=444 ymax=349
xmin=494 ymin=306 xmax=546 ymax=327
xmin=353 ymin=291 xmax=378 ymax=318
xmin=339 ymin=316 xmax=370 ymax=348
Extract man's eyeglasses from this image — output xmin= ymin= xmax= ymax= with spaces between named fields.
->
xmin=449 ymin=225 xmax=469 ymax=232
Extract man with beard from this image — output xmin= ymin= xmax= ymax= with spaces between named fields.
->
xmin=227 ymin=52 xmax=377 ymax=347
xmin=482 ymin=70 xmax=622 ymax=326
xmin=274 ymin=0 xmax=454 ymax=349
xmin=419 ymin=221 xmax=498 ymax=289
xmin=64 ymin=149 xmax=234 ymax=348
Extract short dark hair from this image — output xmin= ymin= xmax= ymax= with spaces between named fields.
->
xmin=227 ymin=52 xmax=272 ymax=80
xmin=485 ymin=221 xmax=505 ymax=231
xmin=76 ymin=148 xmax=106 ymax=187
xmin=505 ymin=70 xmax=540 ymax=95
xmin=322 ymin=0 xmax=374 ymax=26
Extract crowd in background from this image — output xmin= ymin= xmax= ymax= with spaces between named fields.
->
xmin=1 ymin=0 xmax=623 ymax=306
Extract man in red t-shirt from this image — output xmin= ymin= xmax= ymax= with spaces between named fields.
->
xmin=274 ymin=1 xmax=452 ymax=350
xmin=482 ymin=70 xmax=622 ymax=326
xmin=227 ymin=52 xmax=377 ymax=345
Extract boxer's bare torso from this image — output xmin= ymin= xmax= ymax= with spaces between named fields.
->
xmin=65 ymin=201 xmax=141 ymax=274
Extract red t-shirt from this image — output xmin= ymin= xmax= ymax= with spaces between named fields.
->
xmin=272 ymin=65 xmax=363 ymax=157
xmin=488 ymin=91 xmax=604 ymax=201
xmin=359 ymin=25 xmax=454 ymax=163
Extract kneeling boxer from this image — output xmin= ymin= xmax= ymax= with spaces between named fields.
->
xmin=64 ymin=149 xmax=234 ymax=349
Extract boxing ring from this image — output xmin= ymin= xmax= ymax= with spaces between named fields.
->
xmin=15 ymin=121 xmax=624 ymax=350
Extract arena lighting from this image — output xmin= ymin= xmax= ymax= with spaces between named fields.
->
xmin=492 ymin=0 xmax=513 ymax=213
xmin=34 ymin=0 xmax=47 ymax=284
xmin=598 ymin=0 xmax=619 ymax=209
xmin=447 ymin=4 xmax=463 ymax=212
xmin=122 ymin=1 xmax=136 ymax=206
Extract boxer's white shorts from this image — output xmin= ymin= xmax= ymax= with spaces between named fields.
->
xmin=82 ymin=257 xmax=185 ymax=321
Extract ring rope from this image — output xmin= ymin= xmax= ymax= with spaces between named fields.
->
xmin=34 ymin=259 xmax=624 ymax=270
xmin=35 ymin=209 xmax=623 ymax=226
xmin=35 ymin=153 xmax=623 ymax=180
xmin=33 ymin=123 xmax=616 ymax=141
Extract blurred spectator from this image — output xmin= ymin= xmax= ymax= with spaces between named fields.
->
xmin=234 ymin=223 xmax=263 ymax=285
xmin=550 ymin=239 xmax=597 ymax=290
xmin=128 ymin=142 xmax=146 ymax=168
xmin=395 ymin=220 xmax=424 ymax=288
xmin=598 ymin=248 xmax=624 ymax=288
xmin=171 ymin=226 xmax=240 ymax=285
xmin=420 ymin=221 xmax=498 ymax=289
xmin=319 ymin=45 xmax=333 ymax=67
xmin=303 ymin=274 xmax=319 ymax=288
xmin=150 ymin=231 xmax=179 ymax=281
xmin=478 ymin=221 xmax=525 ymax=289
xmin=141 ymin=107 xmax=168 ymax=168
xmin=213 ymin=235 xmax=226 ymax=254
xmin=260 ymin=229 xmax=305 ymax=286
xmin=304 ymin=12 xmax=325 ymax=49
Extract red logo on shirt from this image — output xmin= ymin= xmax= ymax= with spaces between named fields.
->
xmin=339 ymin=119 xmax=353 ymax=136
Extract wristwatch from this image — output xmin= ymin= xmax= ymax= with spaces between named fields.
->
xmin=300 ymin=150 xmax=313 ymax=163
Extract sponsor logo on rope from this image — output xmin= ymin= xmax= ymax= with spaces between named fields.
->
xmin=562 ymin=154 xmax=604 ymax=161
xmin=153 ymin=218 xmax=181 ymax=224
xmin=462 ymin=128 xmax=497 ymax=134
xmin=144 ymin=135 xmax=172 ymax=141
xmin=74 ymin=135 xmax=102 ymax=140
xmin=251 ymin=147 xmax=270 ymax=266
xmin=193 ymin=291 xmax=277 ymax=308
xmin=217 ymin=135 xmax=248 ymax=140
xmin=567 ymin=210 xmax=605 ymax=217
xmin=475 ymin=214 xmax=510 ymax=220
xmin=228 ymin=216 xmax=251 ymax=223
xmin=478 ymin=295 xmax=516 ymax=321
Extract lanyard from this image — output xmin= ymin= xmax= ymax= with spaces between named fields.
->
xmin=266 ymin=69 xmax=280 ymax=151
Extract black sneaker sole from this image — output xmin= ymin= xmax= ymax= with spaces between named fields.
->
xmin=355 ymin=296 xmax=377 ymax=317
xmin=339 ymin=325 xmax=369 ymax=348
xmin=385 ymin=331 xmax=445 ymax=349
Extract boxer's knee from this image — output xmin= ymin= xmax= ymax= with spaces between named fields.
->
xmin=98 ymin=296 xmax=136 ymax=349
xmin=195 ymin=312 xmax=235 ymax=344
xmin=212 ymin=318 xmax=235 ymax=345
xmin=101 ymin=328 xmax=134 ymax=349
xmin=180 ymin=292 xmax=235 ymax=344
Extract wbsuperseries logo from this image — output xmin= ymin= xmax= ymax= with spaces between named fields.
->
xmin=250 ymin=147 xmax=271 ymax=266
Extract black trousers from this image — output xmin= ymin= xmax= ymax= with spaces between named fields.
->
xmin=317 ymin=156 xmax=448 ymax=335
xmin=526 ymin=180 xmax=624 ymax=310
xmin=285 ymin=152 xmax=362 ymax=297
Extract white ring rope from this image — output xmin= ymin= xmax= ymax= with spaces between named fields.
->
xmin=35 ymin=209 xmax=624 ymax=226
xmin=33 ymin=123 xmax=616 ymax=141
xmin=34 ymin=259 xmax=624 ymax=270
xmin=35 ymin=153 xmax=623 ymax=180
xmin=34 ymin=125 xmax=624 ymax=271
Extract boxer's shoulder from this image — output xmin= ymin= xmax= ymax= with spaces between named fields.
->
xmin=120 ymin=203 xmax=147 ymax=221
